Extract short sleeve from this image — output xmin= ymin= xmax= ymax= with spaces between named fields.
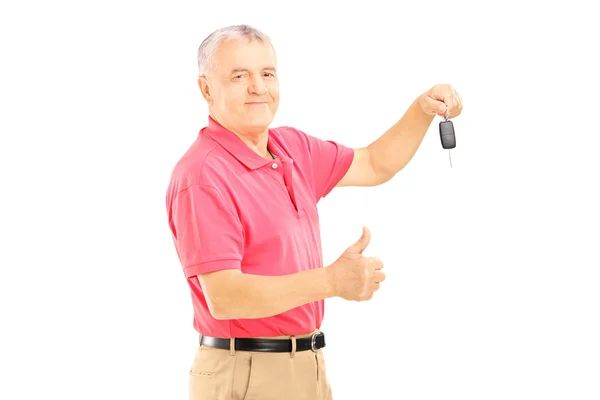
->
xmin=169 ymin=184 xmax=244 ymax=278
xmin=303 ymin=132 xmax=355 ymax=201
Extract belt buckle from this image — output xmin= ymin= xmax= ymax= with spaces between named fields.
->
xmin=310 ymin=332 xmax=324 ymax=352
xmin=310 ymin=333 xmax=318 ymax=352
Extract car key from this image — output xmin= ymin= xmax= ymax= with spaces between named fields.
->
xmin=439 ymin=114 xmax=456 ymax=167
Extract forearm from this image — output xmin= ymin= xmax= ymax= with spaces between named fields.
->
xmin=367 ymin=93 xmax=434 ymax=179
xmin=211 ymin=266 xmax=336 ymax=320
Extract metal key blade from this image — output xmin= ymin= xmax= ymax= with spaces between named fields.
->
xmin=449 ymin=150 xmax=453 ymax=168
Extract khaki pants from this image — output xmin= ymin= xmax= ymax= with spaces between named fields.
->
xmin=189 ymin=330 xmax=332 ymax=400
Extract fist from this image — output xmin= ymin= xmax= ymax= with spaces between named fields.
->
xmin=328 ymin=226 xmax=386 ymax=301
xmin=419 ymin=84 xmax=463 ymax=119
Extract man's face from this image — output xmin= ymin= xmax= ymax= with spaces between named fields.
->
xmin=199 ymin=38 xmax=280 ymax=136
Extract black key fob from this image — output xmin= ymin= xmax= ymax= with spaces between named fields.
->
xmin=439 ymin=119 xmax=456 ymax=149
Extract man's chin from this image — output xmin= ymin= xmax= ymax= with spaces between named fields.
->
xmin=245 ymin=114 xmax=274 ymax=130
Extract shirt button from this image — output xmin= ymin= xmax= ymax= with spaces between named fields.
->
xmin=272 ymin=163 xmax=277 ymax=169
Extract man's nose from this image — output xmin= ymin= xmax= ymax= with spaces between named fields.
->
xmin=248 ymin=76 xmax=268 ymax=95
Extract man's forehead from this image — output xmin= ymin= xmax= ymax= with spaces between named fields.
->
xmin=217 ymin=39 xmax=275 ymax=60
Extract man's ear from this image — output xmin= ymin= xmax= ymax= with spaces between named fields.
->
xmin=198 ymin=76 xmax=212 ymax=103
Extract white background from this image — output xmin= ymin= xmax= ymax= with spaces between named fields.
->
xmin=1 ymin=0 xmax=599 ymax=399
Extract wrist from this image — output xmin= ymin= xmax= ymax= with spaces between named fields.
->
xmin=416 ymin=92 xmax=429 ymax=115
xmin=323 ymin=264 xmax=338 ymax=299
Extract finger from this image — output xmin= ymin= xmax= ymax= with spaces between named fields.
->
xmin=443 ymin=93 xmax=455 ymax=118
xmin=351 ymin=226 xmax=371 ymax=254
xmin=367 ymin=257 xmax=384 ymax=270
xmin=422 ymin=95 xmax=447 ymax=116
xmin=363 ymin=284 xmax=379 ymax=298
xmin=373 ymin=271 xmax=386 ymax=283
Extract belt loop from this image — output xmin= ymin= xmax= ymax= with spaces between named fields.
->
xmin=229 ymin=338 xmax=236 ymax=356
xmin=290 ymin=336 xmax=296 ymax=358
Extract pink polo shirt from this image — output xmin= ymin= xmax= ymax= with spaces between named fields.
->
xmin=165 ymin=116 xmax=354 ymax=338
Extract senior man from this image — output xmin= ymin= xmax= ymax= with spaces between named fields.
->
xmin=166 ymin=24 xmax=462 ymax=400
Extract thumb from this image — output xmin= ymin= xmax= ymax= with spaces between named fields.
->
xmin=421 ymin=94 xmax=447 ymax=117
xmin=349 ymin=226 xmax=371 ymax=254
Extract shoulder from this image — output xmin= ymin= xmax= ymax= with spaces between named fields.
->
xmin=269 ymin=125 xmax=313 ymax=156
xmin=165 ymin=131 xmax=232 ymax=203
xmin=271 ymin=124 xmax=306 ymax=140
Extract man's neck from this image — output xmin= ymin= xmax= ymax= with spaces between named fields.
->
xmin=236 ymin=130 xmax=270 ymax=159
xmin=211 ymin=114 xmax=271 ymax=159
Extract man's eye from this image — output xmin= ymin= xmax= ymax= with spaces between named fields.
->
xmin=263 ymin=72 xmax=275 ymax=78
xmin=234 ymin=75 xmax=243 ymax=79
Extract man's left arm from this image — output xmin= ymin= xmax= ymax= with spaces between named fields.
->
xmin=337 ymin=84 xmax=463 ymax=187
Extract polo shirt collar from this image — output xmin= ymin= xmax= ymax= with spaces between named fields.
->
xmin=203 ymin=116 xmax=284 ymax=170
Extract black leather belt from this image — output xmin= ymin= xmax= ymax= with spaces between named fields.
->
xmin=200 ymin=331 xmax=326 ymax=352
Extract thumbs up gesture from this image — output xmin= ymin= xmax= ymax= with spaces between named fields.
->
xmin=327 ymin=226 xmax=386 ymax=301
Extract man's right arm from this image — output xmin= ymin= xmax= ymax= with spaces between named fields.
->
xmin=197 ymin=266 xmax=336 ymax=320
xmin=197 ymin=226 xmax=385 ymax=320
xmin=170 ymin=185 xmax=384 ymax=319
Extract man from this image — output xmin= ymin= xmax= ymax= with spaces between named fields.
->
xmin=166 ymin=24 xmax=462 ymax=400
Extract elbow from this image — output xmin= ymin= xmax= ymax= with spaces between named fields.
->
xmin=372 ymin=168 xmax=396 ymax=186
xmin=376 ymin=171 xmax=395 ymax=185
xmin=198 ymin=269 xmax=246 ymax=320
xmin=206 ymin=300 xmax=222 ymax=319
xmin=206 ymin=288 xmax=251 ymax=320
xmin=206 ymin=294 xmax=236 ymax=320
xmin=209 ymin=308 xmax=230 ymax=321
xmin=207 ymin=292 xmax=266 ymax=320
xmin=368 ymin=152 xmax=398 ymax=186
xmin=374 ymin=157 xmax=405 ymax=185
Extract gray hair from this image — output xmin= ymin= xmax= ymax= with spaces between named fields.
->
xmin=197 ymin=24 xmax=274 ymax=75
